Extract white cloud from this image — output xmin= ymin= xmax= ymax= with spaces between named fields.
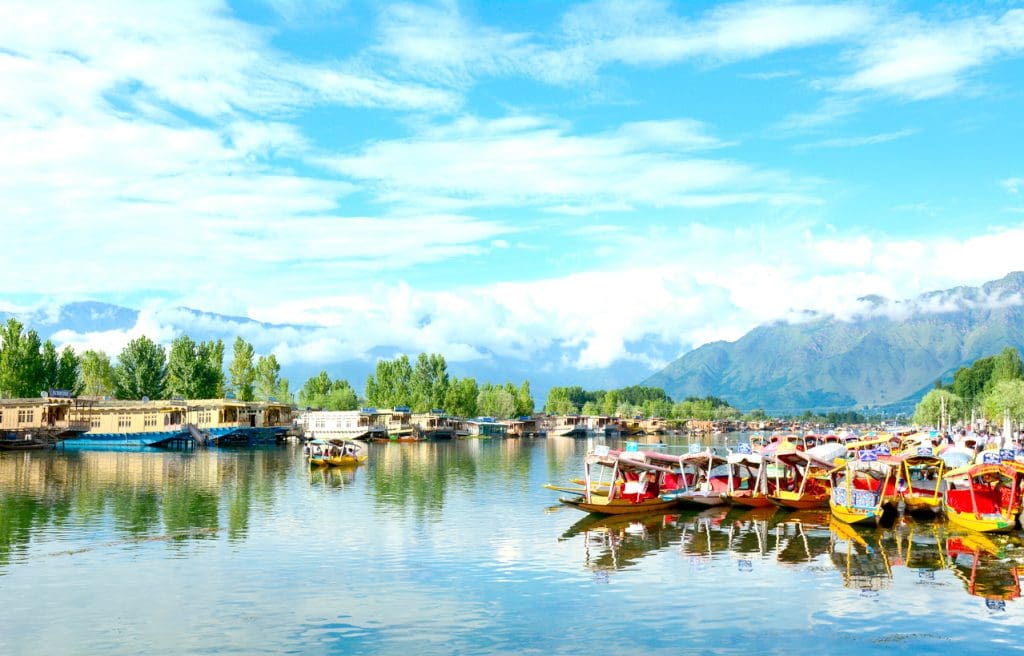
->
xmin=0 ymin=0 xmax=456 ymax=119
xmin=1003 ymin=177 xmax=1024 ymax=194
xmin=795 ymin=129 xmax=916 ymax=149
xmin=373 ymin=0 xmax=879 ymax=85
xmin=46 ymin=222 xmax=1022 ymax=375
xmin=836 ymin=9 xmax=1024 ymax=100
xmin=322 ymin=114 xmax=810 ymax=212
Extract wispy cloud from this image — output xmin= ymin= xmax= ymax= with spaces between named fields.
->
xmin=1003 ymin=177 xmax=1024 ymax=194
xmin=795 ymin=128 xmax=916 ymax=149
xmin=834 ymin=9 xmax=1024 ymax=100
xmin=320 ymin=114 xmax=812 ymax=213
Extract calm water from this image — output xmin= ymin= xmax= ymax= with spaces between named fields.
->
xmin=2 ymin=437 xmax=1024 ymax=655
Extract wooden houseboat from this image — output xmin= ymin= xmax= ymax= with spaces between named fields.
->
xmin=505 ymin=416 xmax=542 ymax=438
xmin=300 ymin=408 xmax=388 ymax=442
xmin=186 ymin=398 xmax=293 ymax=446
xmin=411 ymin=410 xmax=457 ymax=439
xmin=0 ymin=394 xmax=91 ymax=449
xmin=464 ymin=417 xmax=508 ymax=438
xmin=64 ymin=398 xmax=192 ymax=448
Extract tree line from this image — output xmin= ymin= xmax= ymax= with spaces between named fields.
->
xmin=542 ymin=385 xmax=751 ymax=421
xmin=295 ymin=353 xmax=534 ymax=419
xmin=914 ymin=346 xmax=1024 ymax=426
xmin=0 ymin=318 xmax=287 ymax=402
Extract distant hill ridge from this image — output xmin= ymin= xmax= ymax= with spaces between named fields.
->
xmin=642 ymin=272 xmax=1024 ymax=413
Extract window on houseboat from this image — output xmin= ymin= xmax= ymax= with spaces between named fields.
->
xmin=18 ymin=409 xmax=34 ymax=424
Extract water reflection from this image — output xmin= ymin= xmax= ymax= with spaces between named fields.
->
xmin=559 ymin=511 xmax=688 ymax=572
xmin=555 ymin=498 xmax=1024 ymax=609
xmin=0 ymin=447 xmax=291 ymax=568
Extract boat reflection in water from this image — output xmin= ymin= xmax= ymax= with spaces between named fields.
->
xmin=308 ymin=463 xmax=359 ymax=489
xmin=557 ymin=500 xmax=1024 ymax=609
xmin=559 ymin=510 xmax=689 ymax=572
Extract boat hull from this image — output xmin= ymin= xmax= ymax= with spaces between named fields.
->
xmin=769 ymin=491 xmax=829 ymax=510
xmin=309 ymin=454 xmax=366 ymax=467
xmin=560 ymin=496 xmax=680 ymax=516
xmin=727 ymin=493 xmax=774 ymax=508
xmin=62 ymin=430 xmax=192 ymax=448
xmin=944 ymin=508 xmax=1018 ymax=533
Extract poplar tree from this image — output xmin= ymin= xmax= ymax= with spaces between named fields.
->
xmin=113 ymin=336 xmax=167 ymax=400
xmin=228 ymin=337 xmax=256 ymax=401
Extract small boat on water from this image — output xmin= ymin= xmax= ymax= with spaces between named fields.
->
xmin=306 ymin=438 xmax=367 ymax=467
xmin=899 ymin=447 xmax=948 ymax=516
xmin=766 ymin=443 xmax=835 ymax=510
xmin=828 ymin=447 xmax=901 ymax=526
xmin=724 ymin=445 xmax=774 ymax=508
xmin=943 ymin=453 xmax=1024 ymax=533
xmin=546 ymin=446 xmax=685 ymax=515
xmin=660 ymin=449 xmax=729 ymax=509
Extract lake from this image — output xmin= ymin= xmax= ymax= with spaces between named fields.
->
xmin=1 ymin=437 xmax=1023 ymax=655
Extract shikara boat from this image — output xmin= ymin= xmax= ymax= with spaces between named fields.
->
xmin=828 ymin=449 xmax=900 ymax=526
xmin=547 ymin=447 xmax=685 ymax=515
xmin=899 ymin=447 xmax=948 ymax=516
xmin=659 ymin=449 xmax=729 ymax=508
xmin=766 ymin=443 xmax=834 ymax=510
xmin=943 ymin=453 xmax=1024 ymax=532
xmin=724 ymin=446 xmax=774 ymax=508
xmin=306 ymin=439 xmax=367 ymax=467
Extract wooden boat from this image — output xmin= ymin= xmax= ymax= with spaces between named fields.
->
xmin=899 ymin=447 xmax=947 ymax=516
xmin=766 ymin=443 xmax=834 ymax=510
xmin=724 ymin=447 xmax=774 ymax=508
xmin=548 ymin=447 xmax=685 ymax=515
xmin=943 ymin=454 xmax=1024 ymax=533
xmin=0 ymin=436 xmax=55 ymax=451
xmin=659 ymin=449 xmax=729 ymax=508
xmin=306 ymin=439 xmax=367 ymax=467
xmin=828 ymin=449 xmax=900 ymax=526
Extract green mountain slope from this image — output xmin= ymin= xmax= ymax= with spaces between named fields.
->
xmin=643 ymin=272 xmax=1024 ymax=412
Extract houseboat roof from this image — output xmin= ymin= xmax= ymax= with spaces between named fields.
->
xmin=0 ymin=395 xmax=82 ymax=406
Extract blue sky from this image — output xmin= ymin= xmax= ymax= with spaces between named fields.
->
xmin=2 ymin=0 xmax=1024 ymax=379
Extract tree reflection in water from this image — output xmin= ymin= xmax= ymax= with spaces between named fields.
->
xmin=0 ymin=447 xmax=292 ymax=569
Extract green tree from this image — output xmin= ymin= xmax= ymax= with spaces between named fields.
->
xmin=274 ymin=378 xmax=293 ymax=404
xmin=477 ymin=383 xmax=516 ymax=419
xmin=601 ymin=390 xmax=619 ymax=416
xmin=989 ymin=347 xmax=1024 ymax=388
xmin=410 ymin=353 xmax=449 ymax=412
xmin=544 ymin=387 xmax=578 ymax=415
xmin=581 ymin=400 xmax=599 ymax=416
xmin=79 ymin=350 xmax=115 ymax=396
xmin=166 ymin=336 xmax=224 ymax=398
xmin=514 ymin=380 xmax=534 ymax=417
xmin=952 ymin=355 xmax=996 ymax=410
xmin=228 ymin=337 xmax=256 ymax=401
xmin=200 ymin=339 xmax=225 ymax=397
xmin=41 ymin=340 xmax=59 ymax=390
xmin=913 ymin=389 xmax=964 ymax=427
xmin=365 ymin=354 xmax=413 ymax=408
xmin=254 ymin=353 xmax=281 ymax=401
xmin=298 ymin=371 xmax=358 ymax=410
xmin=0 ymin=319 xmax=47 ymax=398
xmin=114 ymin=336 xmax=167 ymax=400
xmin=56 ymin=346 xmax=81 ymax=393
xmin=981 ymin=379 xmax=1024 ymax=423
xmin=443 ymin=377 xmax=478 ymax=418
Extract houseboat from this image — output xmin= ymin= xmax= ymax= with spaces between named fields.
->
xmin=300 ymin=408 xmax=388 ymax=442
xmin=187 ymin=398 xmax=294 ymax=446
xmin=505 ymin=416 xmax=542 ymax=438
xmin=64 ymin=398 xmax=192 ymax=448
xmin=411 ymin=410 xmax=457 ymax=440
xmin=0 ymin=393 xmax=91 ymax=449
xmin=464 ymin=417 xmax=508 ymax=438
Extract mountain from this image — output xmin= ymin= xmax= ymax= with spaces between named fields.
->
xmin=643 ymin=272 xmax=1024 ymax=413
